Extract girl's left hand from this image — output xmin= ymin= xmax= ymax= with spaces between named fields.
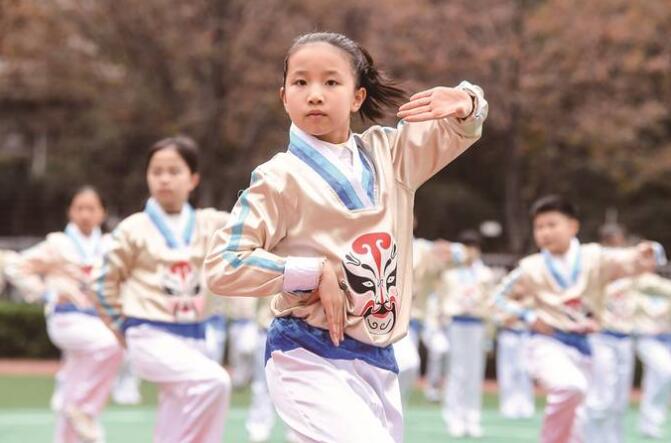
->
xmin=397 ymin=87 xmax=473 ymax=122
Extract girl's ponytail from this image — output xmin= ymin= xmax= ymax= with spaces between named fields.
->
xmin=356 ymin=44 xmax=406 ymax=121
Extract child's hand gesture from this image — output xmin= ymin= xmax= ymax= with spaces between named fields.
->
xmin=397 ymin=87 xmax=474 ymax=122
xmin=313 ymin=261 xmax=346 ymax=346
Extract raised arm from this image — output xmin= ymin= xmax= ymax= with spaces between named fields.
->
xmin=381 ymin=81 xmax=488 ymax=190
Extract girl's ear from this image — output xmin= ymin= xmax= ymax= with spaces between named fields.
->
xmin=351 ymin=87 xmax=367 ymax=113
xmin=570 ymin=219 xmax=580 ymax=236
xmin=280 ymin=87 xmax=289 ymax=112
xmin=190 ymin=173 xmax=201 ymax=192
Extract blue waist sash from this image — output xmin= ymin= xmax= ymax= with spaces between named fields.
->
xmin=601 ymin=329 xmax=630 ymax=340
xmin=452 ymin=315 xmax=483 ymax=324
xmin=534 ymin=330 xmax=591 ymax=356
xmin=654 ymin=333 xmax=671 ymax=345
xmin=53 ymin=303 xmax=98 ymax=317
xmin=123 ymin=317 xmax=207 ymax=340
xmin=500 ymin=327 xmax=527 ymax=335
xmin=265 ymin=316 xmax=398 ymax=374
xmin=409 ymin=318 xmax=423 ymax=336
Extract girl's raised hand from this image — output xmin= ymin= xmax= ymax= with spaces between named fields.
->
xmin=397 ymin=87 xmax=473 ymax=122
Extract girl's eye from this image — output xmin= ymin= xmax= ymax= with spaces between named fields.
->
xmin=326 ymin=80 xmax=338 ymax=86
xmin=294 ymin=79 xmax=307 ymax=86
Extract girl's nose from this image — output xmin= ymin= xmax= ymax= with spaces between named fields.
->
xmin=307 ymin=87 xmax=324 ymax=104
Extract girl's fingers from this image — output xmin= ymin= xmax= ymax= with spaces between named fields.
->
xmin=398 ymin=97 xmax=431 ymax=112
xmin=325 ymin=300 xmax=341 ymax=346
xmin=402 ymin=111 xmax=439 ymax=122
xmin=339 ymin=304 xmax=345 ymax=340
xmin=397 ymin=105 xmax=432 ymax=119
xmin=335 ymin=300 xmax=344 ymax=344
xmin=409 ymin=88 xmax=434 ymax=101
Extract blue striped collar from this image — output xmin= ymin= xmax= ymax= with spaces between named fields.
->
xmin=355 ymin=138 xmax=376 ymax=204
xmin=144 ymin=198 xmax=195 ymax=249
xmin=64 ymin=223 xmax=102 ymax=264
xmin=542 ymin=238 xmax=582 ymax=290
xmin=287 ymin=125 xmax=376 ymax=211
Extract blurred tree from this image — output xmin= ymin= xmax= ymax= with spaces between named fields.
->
xmin=0 ymin=0 xmax=669 ymax=251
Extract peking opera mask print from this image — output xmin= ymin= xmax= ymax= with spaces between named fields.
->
xmin=343 ymin=232 xmax=398 ymax=336
xmin=161 ymin=261 xmax=205 ymax=322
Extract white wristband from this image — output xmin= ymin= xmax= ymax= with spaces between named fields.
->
xmin=282 ymin=256 xmax=326 ymax=294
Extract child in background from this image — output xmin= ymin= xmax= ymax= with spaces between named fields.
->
xmin=8 ymin=186 xmax=123 ymax=443
xmin=94 ymin=137 xmax=232 ymax=443
xmin=495 ymin=195 xmax=666 ymax=443
xmin=437 ymin=230 xmax=496 ymax=438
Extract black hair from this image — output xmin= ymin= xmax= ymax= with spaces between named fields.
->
xmin=282 ymin=32 xmax=406 ymax=122
xmin=145 ymin=136 xmax=199 ymax=174
xmin=529 ymin=194 xmax=579 ymax=220
xmin=68 ymin=185 xmax=106 ymax=210
xmin=458 ymin=229 xmax=482 ymax=248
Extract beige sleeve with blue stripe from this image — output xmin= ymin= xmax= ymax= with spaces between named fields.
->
xmin=91 ymin=224 xmax=135 ymax=330
xmin=637 ymin=273 xmax=671 ymax=297
xmin=5 ymin=241 xmax=54 ymax=303
xmin=205 ymin=167 xmax=288 ymax=298
xmin=492 ymin=266 xmax=536 ymax=324
xmin=382 ymin=81 xmax=488 ymax=190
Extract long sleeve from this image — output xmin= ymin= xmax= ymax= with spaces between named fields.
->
xmin=92 ymin=225 xmax=135 ymax=329
xmin=637 ymin=273 xmax=671 ymax=297
xmin=492 ymin=267 xmax=535 ymax=324
xmin=5 ymin=241 xmax=57 ymax=303
xmin=205 ymin=167 xmax=289 ymax=298
xmin=379 ymin=81 xmax=488 ymax=190
xmin=0 ymin=250 xmax=17 ymax=294
xmin=601 ymin=243 xmax=666 ymax=282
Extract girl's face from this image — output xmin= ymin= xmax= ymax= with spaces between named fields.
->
xmin=281 ymin=42 xmax=366 ymax=144
xmin=68 ymin=190 xmax=106 ymax=236
xmin=146 ymin=147 xmax=200 ymax=213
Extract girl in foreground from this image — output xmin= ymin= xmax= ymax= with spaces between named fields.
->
xmin=206 ymin=32 xmax=487 ymax=442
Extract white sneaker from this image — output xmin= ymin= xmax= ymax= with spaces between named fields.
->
xmin=424 ymin=388 xmax=441 ymax=403
xmin=66 ymin=407 xmax=101 ymax=443
xmin=640 ymin=427 xmax=663 ymax=439
xmin=467 ymin=423 xmax=484 ymax=438
xmin=248 ymin=426 xmax=272 ymax=442
xmin=448 ymin=421 xmax=466 ymax=438
xmin=112 ymin=388 xmax=142 ymax=405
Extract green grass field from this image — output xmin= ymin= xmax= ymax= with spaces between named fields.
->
xmin=0 ymin=375 xmax=668 ymax=442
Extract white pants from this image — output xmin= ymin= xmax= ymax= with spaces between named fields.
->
xmin=126 ymin=325 xmax=231 ymax=443
xmin=111 ymin=353 xmax=142 ymax=405
xmin=228 ymin=320 xmax=259 ymax=387
xmin=443 ymin=320 xmax=486 ymax=431
xmin=582 ymin=333 xmax=634 ymax=443
xmin=637 ymin=336 xmax=671 ymax=437
xmin=393 ymin=332 xmax=421 ymax=407
xmin=266 ymin=347 xmax=403 ymax=443
xmin=246 ymin=330 xmax=277 ymax=439
xmin=423 ymin=326 xmax=449 ymax=401
xmin=204 ymin=314 xmax=227 ymax=364
xmin=47 ymin=312 xmax=124 ymax=443
xmin=527 ymin=335 xmax=590 ymax=443
xmin=497 ymin=329 xmax=535 ymax=418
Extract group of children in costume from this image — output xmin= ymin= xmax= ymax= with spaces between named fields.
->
xmin=0 ymin=31 xmax=669 ymax=443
